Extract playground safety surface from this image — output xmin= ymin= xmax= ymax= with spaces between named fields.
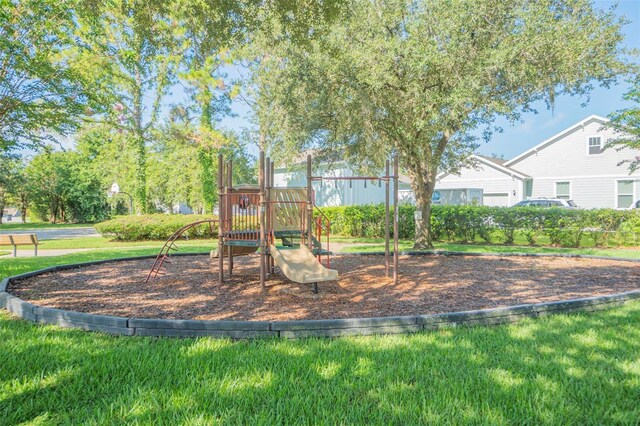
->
xmin=9 ymin=254 xmax=640 ymax=321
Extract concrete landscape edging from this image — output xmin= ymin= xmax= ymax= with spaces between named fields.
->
xmin=1 ymin=252 xmax=639 ymax=339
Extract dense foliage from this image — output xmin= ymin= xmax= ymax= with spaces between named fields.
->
xmin=95 ymin=214 xmax=218 ymax=240
xmin=257 ymin=0 xmax=629 ymax=248
xmin=94 ymin=206 xmax=640 ymax=247
xmin=606 ymin=75 xmax=640 ymax=172
xmin=321 ymin=205 xmax=638 ymax=248
xmin=26 ymin=150 xmax=109 ymax=223
xmin=0 ymin=0 xmax=101 ymax=152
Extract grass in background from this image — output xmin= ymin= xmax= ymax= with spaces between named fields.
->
xmin=37 ymin=236 xmax=216 ymax=250
xmin=1 ymin=302 xmax=640 ymax=423
xmin=340 ymin=241 xmax=640 ymax=259
xmin=0 ymin=222 xmax=93 ymax=230
xmin=0 ymin=246 xmax=213 ymax=278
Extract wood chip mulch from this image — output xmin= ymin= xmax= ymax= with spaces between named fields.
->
xmin=8 ymin=254 xmax=640 ymax=321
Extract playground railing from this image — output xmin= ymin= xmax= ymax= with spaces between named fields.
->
xmin=221 ymin=192 xmax=261 ymax=243
xmin=314 ymin=206 xmax=331 ymax=267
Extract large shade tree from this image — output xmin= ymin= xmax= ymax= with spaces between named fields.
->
xmin=72 ymin=0 xmax=343 ymax=213
xmin=261 ymin=0 xmax=629 ymax=248
xmin=73 ymin=0 xmax=182 ymax=213
xmin=0 ymin=0 xmax=101 ymax=152
xmin=171 ymin=0 xmax=243 ymax=214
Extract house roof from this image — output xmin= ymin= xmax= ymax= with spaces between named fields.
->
xmin=477 ymin=155 xmax=507 ymax=166
xmin=504 ymin=114 xmax=609 ymax=167
xmin=2 ymin=208 xmax=20 ymax=216
xmin=438 ymin=154 xmax=529 ymax=181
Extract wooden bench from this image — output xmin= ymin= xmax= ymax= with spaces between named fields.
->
xmin=0 ymin=234 xmax=39 ymax=257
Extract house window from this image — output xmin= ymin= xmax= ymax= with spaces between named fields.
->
xmin=617 ymin=180 xmax=635 ymax=208
xmin=588 ymin=136 xmax=602 ymax=155
xmin=555 ymin=181 xmax=571 ymax=200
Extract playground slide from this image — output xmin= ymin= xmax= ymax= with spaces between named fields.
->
xmin=210 ymin=245 xmax=258 ymax=258
xmin=269 ymin=244 xmax=338 ymax=283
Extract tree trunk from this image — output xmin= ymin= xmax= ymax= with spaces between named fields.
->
xmin=50 ymin=197 xmax=58 ymax=223
xmin=410 ymin=168 xmax=437 ymax=249
xmin=198 ymin=147 xmax=215 ymax=215
xmin=20 ymin=194 xmax=28 ymax=223
xmin=133 ymin=66 xmax=147 ymax=214
xmin=199 ymin=102 xmax=215 ymax=214
xmin=0 ymin=189 xmax=4 ymax=224
xmin=134 ymin=135 xmax=147 ymax=214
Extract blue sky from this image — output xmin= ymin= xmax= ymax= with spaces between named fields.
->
xmin=217 ymin=0 xmax=640 ymax=161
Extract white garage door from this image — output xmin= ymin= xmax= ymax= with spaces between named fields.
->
xmin=483 ymin=193 xmax=510 ymax=207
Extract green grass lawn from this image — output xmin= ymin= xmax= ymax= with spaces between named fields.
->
xmin=37 ymin=236 xmax=216 ymax=250
xmin=341 ymin=241 xmax=640 ymax=259
xmin=1 ymin=304 xmax=639 ymax=423
xmin=0 ymin=247 xmax=212 ymax=278
xmin=1 ymin=242 xmax=640 ymax=423
xmin=332 ymin=230 xmax=640 ymax=249
xmin=0 ymin=222 xmax=93 ymax=230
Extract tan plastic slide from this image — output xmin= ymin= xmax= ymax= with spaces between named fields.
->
xmin=269 ymin=244 xmax=339 ymax=283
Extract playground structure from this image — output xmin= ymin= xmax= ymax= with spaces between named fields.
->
xmin=147 ymin=151 xmax=400 ymax=293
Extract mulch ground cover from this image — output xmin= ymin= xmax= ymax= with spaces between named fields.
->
xmin=8 ymin=254 xmax=640 ymax=321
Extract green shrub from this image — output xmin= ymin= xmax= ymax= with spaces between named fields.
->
xmin=586 ymin=209 xmax=628 ymax=247
xmin=96 ymin=214 xmax=218 ymax=241
xmin=319 ymin=205 xmax=415 ymax=239
xmin=617 ymin=210 xmax=640 ymax=246
xmin=97 ymin=206 xmax=640 ymax=247
xmin=317 ymin=204 xmax=640 ymax=248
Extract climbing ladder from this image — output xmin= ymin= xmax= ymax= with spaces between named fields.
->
xmin=145 ymin=219 xmax=218 ymax=283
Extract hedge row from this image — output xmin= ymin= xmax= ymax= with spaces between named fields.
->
xmin=95 ymin=214 xmax=218 ymax=241
xmin=95 ymin=206 xmax=640 ymax=247
xmin=321 ymin=204 xmax=640 ymax=247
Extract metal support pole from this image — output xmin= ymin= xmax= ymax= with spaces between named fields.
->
xmin=385 ymin=159 xmax=390 ymax=278
xmin=259 ymin=151 xmax=266 ymax=291
xmin=227 ymin=159 xmax=233 ymax=275
xmin=265 ymin=157 xmax=271 ymax=279
xmin=393 ymin=155 xmax=399 ymax=284
xmin=270 ymin=160 xmax=276 ymax=274
xmin=306 ymin=154 xmax=313 ymax=251
xmin=217 ymin=154 xmax=224 ymax=284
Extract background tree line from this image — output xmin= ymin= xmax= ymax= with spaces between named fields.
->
xmin=1 ymin=0 xmax=638 ymax=250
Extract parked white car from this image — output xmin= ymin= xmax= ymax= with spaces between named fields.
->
xmin=512 ymin=198 xmax=578 ymax=208
xmin=628 ymin=199 xmax=640 ymax=210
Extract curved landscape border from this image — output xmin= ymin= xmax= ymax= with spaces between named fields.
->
xmin=1 ymin=251 xmax=640 ymax=339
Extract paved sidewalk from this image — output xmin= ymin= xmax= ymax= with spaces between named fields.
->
xmin=0 ymin=227 xmax=100 ymax=240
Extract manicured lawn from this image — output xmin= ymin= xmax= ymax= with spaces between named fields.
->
xmin=332 ymin=230 xmax=640 ymax=249
xmin=1 ymin=244 xmax=640 ymax=423
xmin=0 ymin=222 xmax=93 ymax=230
xmin=0 ymin=247 xmax=211 ymax=278
xmin=340 ymin=240 xmax=640 ymax=259
xmin=1 ymin=303 xmax=640 ymax=423
xmin=38 ymin=236 xmax=216 ymax=250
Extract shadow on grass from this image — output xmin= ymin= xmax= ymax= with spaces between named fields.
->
xmin=1 ymin=301 xmax=640 ymax=424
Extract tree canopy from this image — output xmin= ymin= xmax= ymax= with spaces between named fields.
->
xmin=0 ymin=0 xmax=101 ymax=152
xmin=607 ymin=75 xmax=640 ymax=173
xmin=256 ymin=0 xmax=630 ymax=247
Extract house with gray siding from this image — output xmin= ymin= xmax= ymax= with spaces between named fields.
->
xmin=436 ymin=115 xmax=640 ymax=208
